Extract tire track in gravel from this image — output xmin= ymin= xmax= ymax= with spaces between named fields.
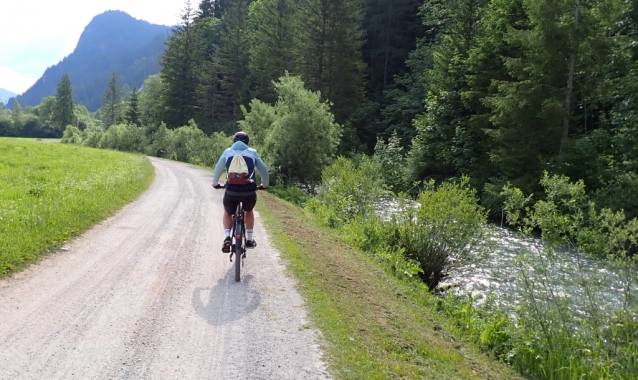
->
xmin=0 ymin=157 xmax=330 ymax=380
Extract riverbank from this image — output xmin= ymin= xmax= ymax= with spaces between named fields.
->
xmin=256 ymin=192 xmax=521 ymax=379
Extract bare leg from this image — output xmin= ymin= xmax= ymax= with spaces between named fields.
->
xmin=223 ymin=211 xmax=232 ymax=230
xmin=245 ymin=210 xmax=255 ymax=229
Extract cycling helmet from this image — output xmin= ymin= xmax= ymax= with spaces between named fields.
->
xmin=233 ymin=131 xmax=249 ymax=145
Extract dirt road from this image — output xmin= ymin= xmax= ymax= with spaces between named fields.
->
xmin=0 ymin=158 xmax=330 ymax=379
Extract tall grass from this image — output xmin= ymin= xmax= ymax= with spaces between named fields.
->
xmin=0 ymin=138 xmax=154 ymax=276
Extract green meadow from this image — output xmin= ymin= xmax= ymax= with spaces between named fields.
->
xmin=0 ymin=138 xmax=154 ymax=277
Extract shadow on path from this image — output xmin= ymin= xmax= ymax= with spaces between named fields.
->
xmin=192 ymin=267 xmax=261 ymax=326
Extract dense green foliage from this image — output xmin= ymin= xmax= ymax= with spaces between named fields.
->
xmin=0 ymin=138 xmax=154 ymax=277
xmin=240 ymin=75 xmax=342 ymax=187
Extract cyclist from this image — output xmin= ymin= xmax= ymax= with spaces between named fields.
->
xmin=212 ymin=131 xmax=269 ymax=253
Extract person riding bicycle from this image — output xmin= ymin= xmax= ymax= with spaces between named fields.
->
xmin=212 ymin=131 xmax=269 ymax=253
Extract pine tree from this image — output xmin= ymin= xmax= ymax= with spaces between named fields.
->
xmin=246 ymin=0 xmax=297 ymax=104
xmin=215 ymin=0 xmax=253 ymax=128
xmin=484 ymin=0 xmax=618 ymax=190
xmin=197 ymin=0 xmax=216 ymax=19
xmin=102 ymin=70 xmax=123 ymax=128
xmin=362 ymin=0 xmax=424 ymax=93
xmin=408 ymin=0 xmax=489 ymax=184
xmin=52 ymin=73 xmax=76 ymax=131
xmin=294 ymin=0 xmax=366 ymax=124
xmin=161 ymin=0 xmax=205 ymax=128
xmin=194 ymin=17 xmax=225 ymax=134
xmin=125 ymin=86 xmax=141 ymax=126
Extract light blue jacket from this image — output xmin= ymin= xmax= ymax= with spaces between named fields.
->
xmin=212 ymin=141 xmax=269 ymax=192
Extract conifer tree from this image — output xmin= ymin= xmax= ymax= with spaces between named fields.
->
xmin=215 ymin=0 xmax=253 ymax=128
xmin=52 ymin=73 xmax=76 ymax=131
xmin=125 ymin=86 xmax=141 ymax=126
xmin=197 ymin=0 xmax=216 ymax=19
xmin=294 ymin=0 xmax=366 ymax=124
xmin=161 ymin=0 xmax=204 ymax=128
xmin=362 ymin=0 xmax=424 ymax=92
xmin=408 ymin=0 xmax=489 ymax=184
xmin=102 ymin=70 xmax=123 ymax=128
xmin=246 ymin=0 xmax=297 ymax=104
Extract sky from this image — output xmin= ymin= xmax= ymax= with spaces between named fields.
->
xmin=0 ymin=0 xmax=184 ymax=95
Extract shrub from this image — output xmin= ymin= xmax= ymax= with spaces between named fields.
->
xmin=61 ymin=125 xmax=83 ymax=144
xmin=82 ymin=125 xmax=105 ymax=148
xmin=373 ymin=131 xmax=409 ymax=192
xmin=264 ymin=74 xmax=342 ymax=188
xmin=393 ymin=177 xmax=488 ymax=289
xmin=306 ymin=156 xmax=385 ymax=226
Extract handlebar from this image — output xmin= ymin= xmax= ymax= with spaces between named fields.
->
xmin=212 ymin=183 xmax=267 ymax=190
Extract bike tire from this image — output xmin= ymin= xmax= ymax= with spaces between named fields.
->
xmin=234 ymin=240 xmax=242 ymax=282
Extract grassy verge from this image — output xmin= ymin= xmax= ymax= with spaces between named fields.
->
xmin=257 ymin=192 xmax=522 ymax=379
xmin=0 ymin=138 xmax=154 ymax=277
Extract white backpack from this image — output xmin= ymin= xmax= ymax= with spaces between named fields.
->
xmin=227 ymin=150 xmax=253 ymax=185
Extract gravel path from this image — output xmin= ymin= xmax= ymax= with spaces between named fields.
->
xmin=0 ymin=157 xmax=330 ymax=380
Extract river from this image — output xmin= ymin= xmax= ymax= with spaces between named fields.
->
xmin=441 ymin=227 xmax=638 ymax=318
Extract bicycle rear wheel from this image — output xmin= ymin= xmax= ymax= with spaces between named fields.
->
xmin=233 ymin=204 xmax=243 ymax=282
xmin=234 ymin=239 xmax=241 ymax=282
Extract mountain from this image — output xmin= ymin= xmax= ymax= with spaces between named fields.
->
xmin=8 ymin=10 xmax=171 ymax=111
xmin=0 ymin=88 xmax=17 ymax=103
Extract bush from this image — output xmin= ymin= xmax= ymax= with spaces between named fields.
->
xmin=61 ymin=125 xmax=83 ymax=144
xmin=592 ymin=172 xmax=638 ymax=221
xmin=306 ymin=156 xmax=385 ymax=226
xmin=98 ymin=123 xmax=145 ymax=152
xmin=373 ymin=131 xmax=409 ymax=192
xmin=393 ymin=177 xmax=488 ymax=289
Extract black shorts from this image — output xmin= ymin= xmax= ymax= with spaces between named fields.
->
xmin=223 ymin=192 xmax=257 ymax=214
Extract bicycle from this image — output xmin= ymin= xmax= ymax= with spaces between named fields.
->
xmin=213 ymin=183 xmax=264 ymax=282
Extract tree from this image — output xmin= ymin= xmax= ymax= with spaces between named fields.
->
xmin=362 ymin=0 xmax=424 ymax=93
xmin=484 ymin=0 xmax=620 ymax=192
xmin=125 ymin=86 xmax=141 ymax=126
xmin=51 ymin=73 xmax=76 ymax=131
xmin=161 ymin=0 xmax=204 ymax=128
xmin=196 ymin=0 xmax=229 ymax=19
xmin=408 ymin=0 xmax=489 ymax=186
xmin=196 ymin=0 xmax=216 ymax=19
xmin=242 ymin=74 xmax=342 ymax=187
xmin=294 ymin=0 xmax=366 ymax=125
xmin=215 ymin=0 xmax=253 ymax=128
xmin=246 ymin=0 xmax=297 ymax=104
xmin=194 ymin=17 xmax=225 ymax=134
xmin=138 ymin=74 xmax=165 ymax=128
xmin=102 ymin=70 xmax=123 ymax=128
xmin=11 ymin=100 xmax=23 ymax=127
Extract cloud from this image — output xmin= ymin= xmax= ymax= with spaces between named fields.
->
xmin=0 ymin=66 xmax=39 ymax=95
xmin=0 ymin=0 xmax=181 ymax=94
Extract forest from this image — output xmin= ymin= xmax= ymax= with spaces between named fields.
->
xmin=3 ymin=1 xmax=638 ymax=377
xmin=3 ymin=0 xmax=638 ymax=218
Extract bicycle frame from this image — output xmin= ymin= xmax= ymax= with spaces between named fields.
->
xmin=230 ymin=203 xmax=246 ymax=282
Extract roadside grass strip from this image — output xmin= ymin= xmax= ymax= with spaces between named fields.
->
xmin=0 ymin=138 xmax=154 ymax=277
xmin=257 ymin=192 xmax=522 ymax=380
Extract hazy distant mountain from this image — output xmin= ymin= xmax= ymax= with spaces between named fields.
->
xmin=8 ymin=10 xmax=171 ymax=111
xmin=0 ymin=88 xmax=17 ymax=103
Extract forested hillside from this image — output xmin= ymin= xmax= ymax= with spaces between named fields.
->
xmin=5 ymin=0 xmax=638 ymax=220
xmin=7 ymin=11 xmax=170 ymax=111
